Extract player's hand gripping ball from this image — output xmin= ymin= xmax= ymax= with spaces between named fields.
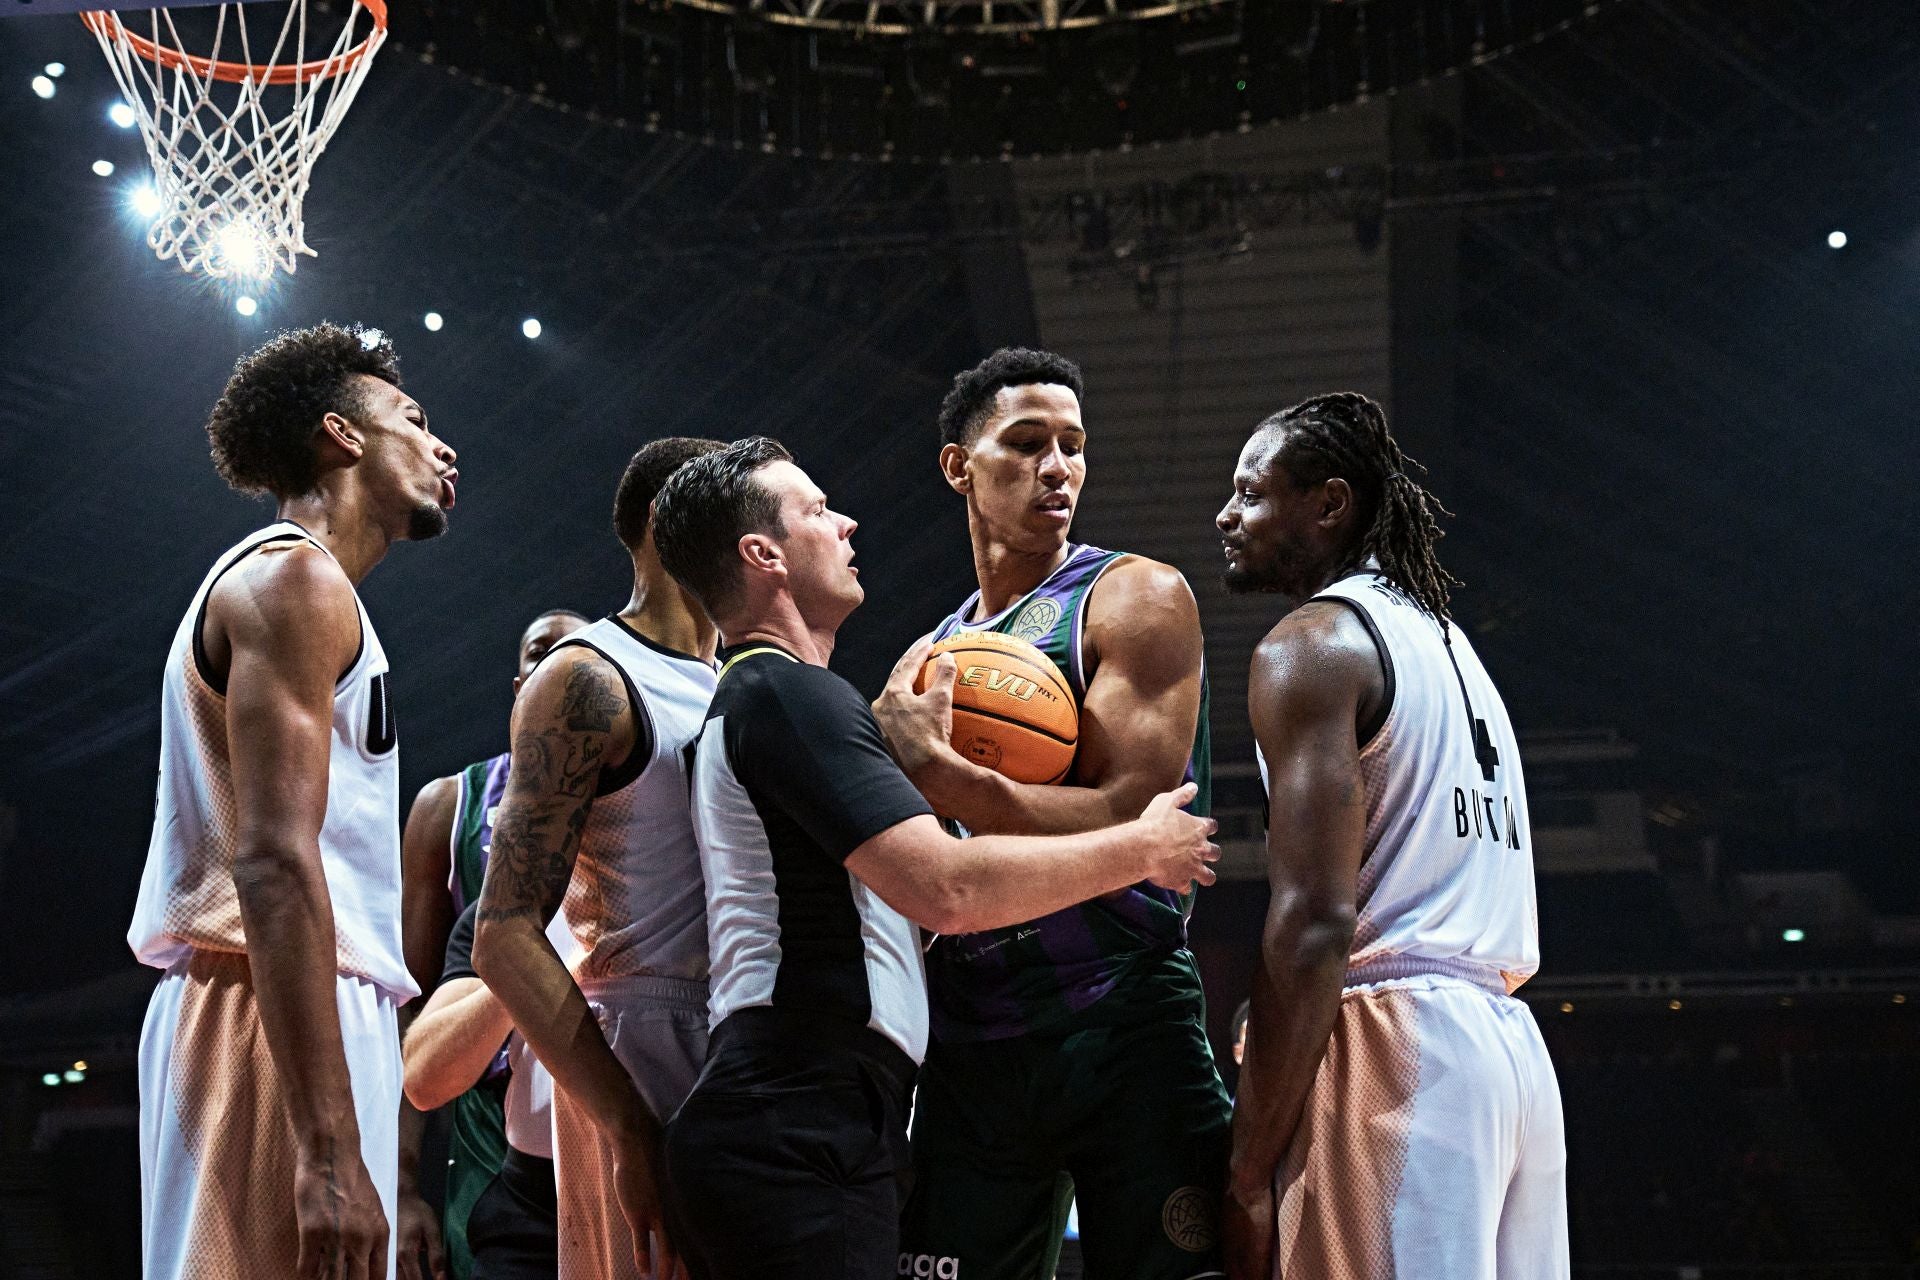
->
xmin=916 ymin=632 xmax=1078 ymax=785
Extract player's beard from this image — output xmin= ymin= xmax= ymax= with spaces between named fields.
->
xmin=407 ymin=502 xmax=450 ymax=541
xmin=1221 ymin=536 xmax=1301 ymax=595
xmin=1222 ymin=561 xmax=1277 ymax=593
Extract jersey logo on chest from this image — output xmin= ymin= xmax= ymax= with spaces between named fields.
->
xmin=1009 ymin=597 xmax=1061 ymax=644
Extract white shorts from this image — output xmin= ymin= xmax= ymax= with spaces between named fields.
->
xmin=138 ymin=951 xmax=402 ymax=1280
xmin=1276 ymin=974 xmax=1568 ymax=1280
xmin=554 ymin=974 xmax=710 ymax=1280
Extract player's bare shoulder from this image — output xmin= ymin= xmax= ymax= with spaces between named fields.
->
xmin=1084 ymin=554 xmax=1202 ymax=657
xmin=1250 ymin=601 xmax=1382 ymax=718
xmin=509 ymin=639 xmax=638 ymax=774
xmin=205 ymin=538 xmax=360 ymax=680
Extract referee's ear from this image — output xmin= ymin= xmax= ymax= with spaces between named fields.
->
xmin=738 ymin=531 xmax=787 ymax=582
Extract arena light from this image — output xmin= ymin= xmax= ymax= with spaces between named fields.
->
xmin=130 ymin=182 xmax=164 ymax=219
xmin=423 ymin=311 xmax=444 ymax=332
xmin=72 ymin=1061 xmax=88 ymax=1072
xmin=92 ymin=159 xmax=115 ymax=177
xmin=62 ymin=1069 xmax=85 ymax=1083
xmin=31 ymin=75 xmax=56 ymax=100
xmin=1827 ymin=230 xmax=1847 ymax=249
xmin=41 ymin=1073 xmax=60 ymax=1087
xmin=45 ymin=62 xmax=66 ymax=78
xmin=215 ymin=220 xmax=271 ymax=278
xmin=109 ymin=101 xmax=137 ymax=128
xmin=1782 ymin=927 xmax=1806 ymax=943
xmin=521 ymin=317 xmax=543 ymax=339
xmin=235 ymin=296 xmax=258 ymax=317
xmin=1667 ymin=999 xmax=1683 ymax=1011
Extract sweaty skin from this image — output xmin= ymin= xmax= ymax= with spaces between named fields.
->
xmin=208 ymin=374 xmax=455 ymax=1280
xmin=1213 ymin=424 xmax=1390 ymax=1280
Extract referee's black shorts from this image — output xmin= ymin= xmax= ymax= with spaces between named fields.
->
xmin=467 ymin=1147 xmax=559 ymax=1280
xmin=663 ymin=1006 xmax=917 ymax=1280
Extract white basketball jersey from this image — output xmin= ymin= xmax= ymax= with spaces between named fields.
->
xmin=1257 ymin=568 xmax=1539 ymax=993
xmin=555 ymin=616 xmax=717 ymax=986
xmin=129 ymin=521 xmax=418 ymax=1002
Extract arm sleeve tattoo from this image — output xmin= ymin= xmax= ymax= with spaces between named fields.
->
xmin=476 ymin=660 xmax=623 ymax=925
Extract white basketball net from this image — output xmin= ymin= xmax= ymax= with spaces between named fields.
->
xmin=84 ymin=2 xmax=386 ymax=279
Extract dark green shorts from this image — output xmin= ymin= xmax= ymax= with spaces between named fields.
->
xmin=444 ymin=1080 xmax=509 ymax=1280
xmin=899 ymin=993 xmax=1232 ymax=1280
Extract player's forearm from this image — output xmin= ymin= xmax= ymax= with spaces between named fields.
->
xmin=396 ymin=1003 xmax=430 ymax=1182
xmin=233 ymin=843 xmax=362 ymax=1154
xmin=473 ymin=919 xmax=658 ymax=1144
xmin=1227 ymin=903 xmax=1355 ymax=1197
xmin=932 ymin=820 xmax=1149 ymax=933
xmin=401 ymin=986 xmax=516 ymax=1112
xmin=924 ymin=758 xmax=1128 ymax=836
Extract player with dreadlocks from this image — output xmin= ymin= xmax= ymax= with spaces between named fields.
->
xmin=1215 ymin=393 xmax=1567 ymax=1280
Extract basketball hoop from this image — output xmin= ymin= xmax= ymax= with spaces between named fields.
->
xmin=81 ymin=0 xmax=388 ymax=279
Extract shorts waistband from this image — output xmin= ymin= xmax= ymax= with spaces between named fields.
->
xmin=711 ymin=1005 xmax=918 ymax=1096
xmin=163 ymin=948 xmax=413 ymax=1005
xmin=1344 ymin=956 xmax=1509 ymax=995
xmin=575 ymin=973 xmax=709 ymax=1011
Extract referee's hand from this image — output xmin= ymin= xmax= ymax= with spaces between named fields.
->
xmin=1136 ymin=781 xmax=1221 ymax=892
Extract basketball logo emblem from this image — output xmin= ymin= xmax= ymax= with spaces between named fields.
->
xmin=1161 ymin=1186 xmax=1215 ymax=1253
xmin=1010 ymin=598 xmax=1061 ymax=644
xmin=958 ymin=736 xmax=1004 ymax=770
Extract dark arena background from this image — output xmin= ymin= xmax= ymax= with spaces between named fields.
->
xmin=2 ymin=0 xmax=1918 ymax=1276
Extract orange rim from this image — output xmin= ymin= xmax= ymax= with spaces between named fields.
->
xmin=81 ymin=1 xmax=387 ymax=86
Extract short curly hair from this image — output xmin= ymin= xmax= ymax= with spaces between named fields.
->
xmin=936 ymin=347 xmax=1084 ymax=447
xmin=206 ymin=323 xmax=402 ymax=497
xmin=613 ymin=437 xmax=728 ymax=551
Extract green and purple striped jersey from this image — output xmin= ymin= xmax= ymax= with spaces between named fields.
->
xmin=927 ymin=542 xmax=1211 ymax=1041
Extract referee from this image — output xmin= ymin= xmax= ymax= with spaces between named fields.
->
xmin=651 ymin=437 xmax=1219 ymax=1280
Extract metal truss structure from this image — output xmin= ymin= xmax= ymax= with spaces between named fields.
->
xmin=661 ymin=0 xmax=1234 ymax=36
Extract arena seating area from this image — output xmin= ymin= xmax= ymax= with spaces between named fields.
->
xmin=1558 ymin=1050 xmax=1919 ymax=1272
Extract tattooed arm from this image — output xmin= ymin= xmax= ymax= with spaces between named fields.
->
xmin=470 ymin=645 xmax=680 ymax=1276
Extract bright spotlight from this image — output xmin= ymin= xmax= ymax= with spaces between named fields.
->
xmin=1782 ymin=927 xmax=1806 ymax=943
xmin=92 ymin=159 xmax=115 ymax=177
xmin=216 ymin=221 xmax=270 ymax=278
xmin=109 ymin=101 xmax=137 ymax=128
xmin=62 ymin=1069 xmax=84 ymax=1083
xmin=31 ymin=75 xmax=55 ymax=100
xmin=1827 ymin=230 xmax=1847 ymax=250
xmin=521 ymin=318 xmax=542 ymax=339
xmin=235 ymin=296 xmax=258 ymax=317
xmin=41 ymin=1073 xmax=60 ymax=1087
xmin=72 ymin=1061 xmax=88 ymax=1072
xmin=45 ymin=62 xmax=66 ymax=78
xmin=423 ymin=311 xmax=444 ymax=332
xmin=130 ymin=183 xmax=164 ymax=219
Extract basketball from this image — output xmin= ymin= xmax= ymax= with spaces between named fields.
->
xmin=916 ymin=632 xmax=1078 ymax=785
